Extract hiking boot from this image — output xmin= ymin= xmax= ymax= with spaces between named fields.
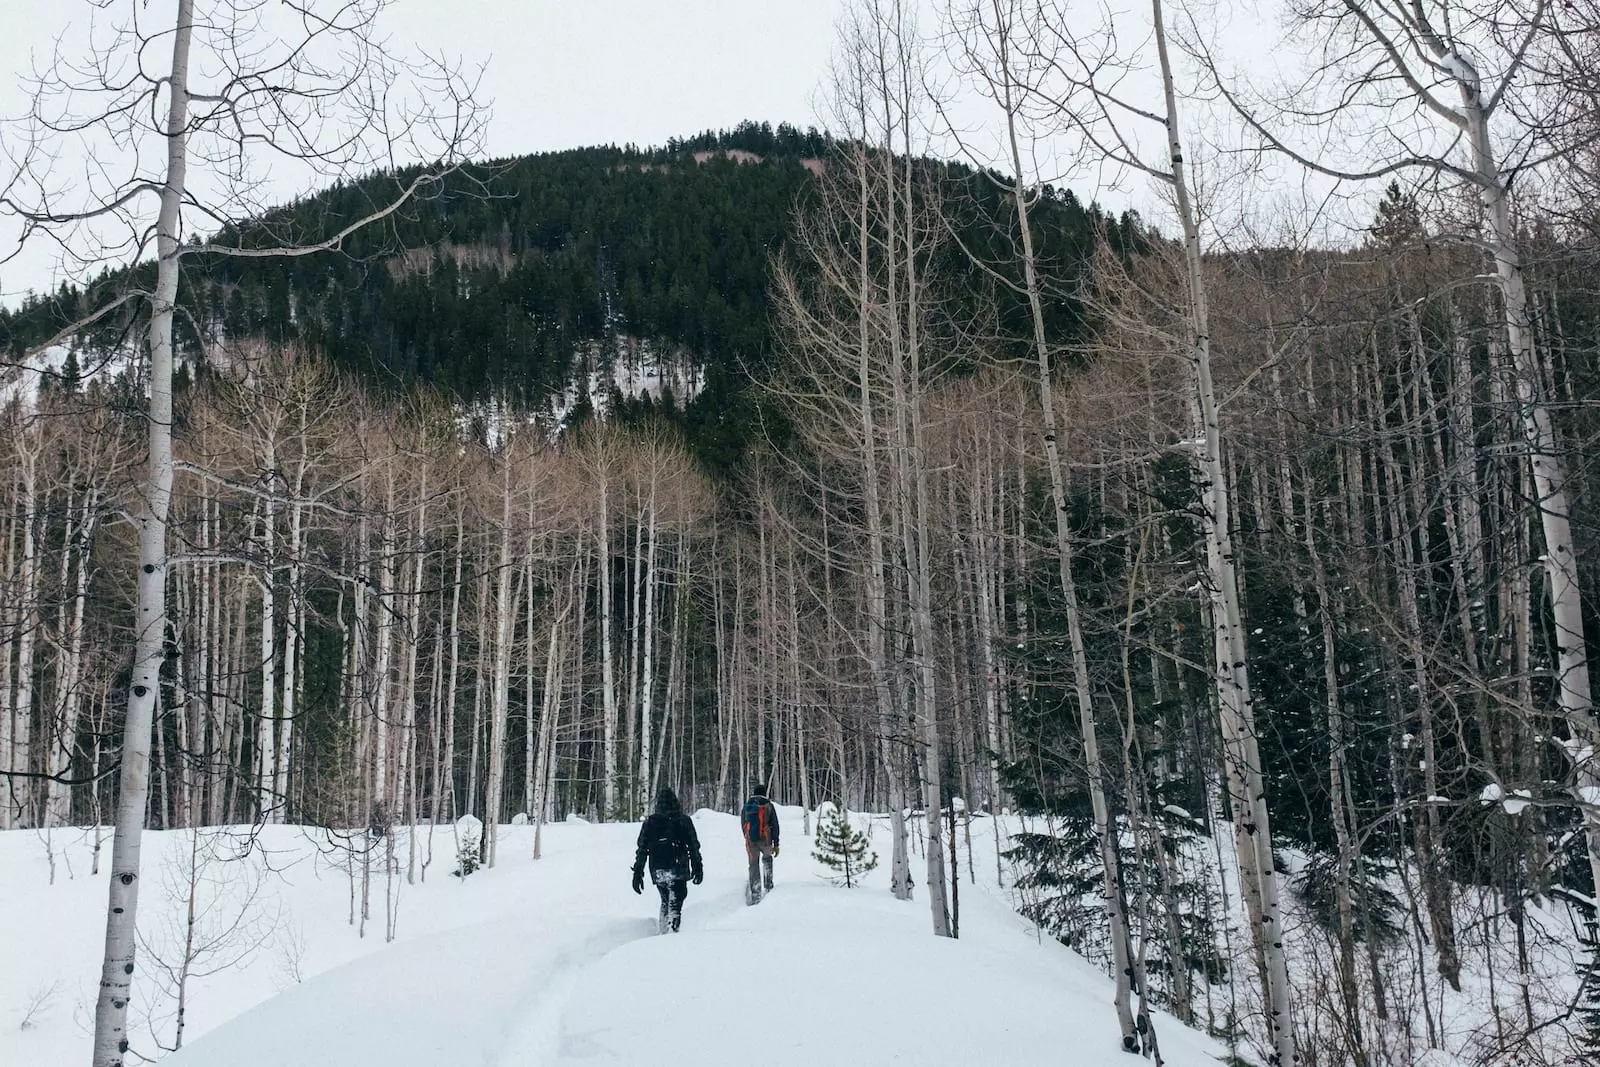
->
xmin=763 ymin=875 xmax=774 ymax=890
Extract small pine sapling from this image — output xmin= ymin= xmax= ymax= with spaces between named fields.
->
xmin=453 ymin=814 xmax=483 ymax=879
xmin=812 ymin=804 xmax=877 ymax=887
xmin=1572 ymin=895 xmax=1600 ymax=1061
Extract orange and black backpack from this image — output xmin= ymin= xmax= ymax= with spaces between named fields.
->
xmin=741 ymin=797 xmax=771 ymax=842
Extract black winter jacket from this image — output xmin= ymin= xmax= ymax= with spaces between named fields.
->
xmin=633 ymin=802 xmax=703 ymax=882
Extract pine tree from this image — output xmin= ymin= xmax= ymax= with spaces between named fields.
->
xmin=453 ymin=815 xmax=483 ymax=879
xmin=812 ymin=804 xmax=877 ymax=888
xmin=1576 ymin=904 xmax=1600 ymax=1060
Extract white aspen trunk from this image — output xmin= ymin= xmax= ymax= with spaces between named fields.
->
xmin=712 ymin=558 xmax=734 ymax=808
xmin=93 ymin=5 xmax=191 ymax=1060
xmin=1374 ymin=336 xmax=1466 ymax=991
xmin=46 ymin=485 xmax=79 ymax=825
xmin=1446 ymin=308 xmax=1487 ymax=643
xmin=443 ymin=507 xmax=466 ymax=820
xmin=785 ymin=547 xmax=811 ymax=829
xmin=0 ymin=466 xmax=15 ymax=830
xmin=172 ymin=523 xmax=194 ymax=829
xmin=524 ymin=555 xmax=537 ymax=817
xmin=638 ymin=480 xmax=660 ymax=810
xmin=532 ymin=590 xmax=567 ymax=857
xmin=396 ymin=481 xmax=428 ymax=849
xmin=626 ymin=499 xmax=644 ymax=813
xmin=226 ymin=575 xmax=251 ymax=825
xmin=272 ymin=433 xmax=310 ymax=822
xmin=200 ymin=506 xmax=221 ymax=825
xmin=850 ymin=137 xmax=911 ymax=901
xmin=1304 ymin=510 xmax=1366 ymax=1065
xmin=1413 ymin=310 xmax=1480 ymax=689
xmin=962 ymin=435 xmax=1002 ymax=817
xmin=202 ymin=501 xmax=222 ymax=825
xmin=995 ymin=48 xmax=1137 ymax=1033
xmin=597 ymin=463 xmax=619 ymax=819
xmin=350 ymin=516 xmax=370 ymax=803
xmin=371 ymin=479 xmax=399 ymax=823
xmin=1152 ymin=3 xmax=1295 ymax=1060
xmin=272 ymin=504 xmax=302 ymax=824
xmin=9 ymin=439 xmax=40 ymax=827
xmin=570 ymin=542 xmax=589 ymax=815
xmin=655 ymin=542 xmax=689 ymax=799
xmin=484 ymin=475 xmax=515 ymax=867
xmin=47 ymin=495 xmax=99 ymax=825
xmin=905 ymin=267 xmax=950 ymax=939
xmin=1452 ymin=68 xmax=1600 ymax=891
xmin=466 ymin=570 xmax=489 ymax=817
xmin=426 ymin=591 xmax=446 ymax=873
xmin=255 ymin=443 xmax=278 ymax=819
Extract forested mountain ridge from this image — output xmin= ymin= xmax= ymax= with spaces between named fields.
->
xmin=0 ymin=121 xmax=1133 ymax=471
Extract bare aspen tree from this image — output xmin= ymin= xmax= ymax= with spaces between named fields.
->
xmin=860 ymin=0 xmax=953 ymax=933
xmin=983 ymin=2 xmax=1301 ymax=1060
xmin=3 ymin=416 xmax=43 ymax=828
xmin=0 ymin=2 xmax=482 ymax=1060
xmin=947 ymin=0 xmax=1142 ymax=1044
xmin=46 ymin=407 xmax=127 ymax=826
xmin=576 ymin=426 xmax=624 ymax=818
xmin=482 ymin=449 xmax=518 ymax=865
xmin=1210 ymin=0 xmax=1600 ymax=904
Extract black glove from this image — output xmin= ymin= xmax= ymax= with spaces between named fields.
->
xmin=692 ymin=866 xmax=704 ymax=885
xmin=631 ymin=868 xmax=644 ymax=894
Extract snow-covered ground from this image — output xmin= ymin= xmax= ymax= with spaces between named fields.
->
xmin=1 ymin=809 xmax=1231 ymax=1067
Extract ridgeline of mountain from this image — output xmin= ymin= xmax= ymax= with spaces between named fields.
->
xmin=0 ymin=120 xmax=1138 ymax=472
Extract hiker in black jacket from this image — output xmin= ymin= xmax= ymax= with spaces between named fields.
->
xmin=740 ymin=785 xmax=780 ymax=903
xmin=631 ymin=787 xmax=703 ymax=932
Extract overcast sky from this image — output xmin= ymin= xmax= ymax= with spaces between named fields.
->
xmin=383 ymin=0 xmax=851 ymax=158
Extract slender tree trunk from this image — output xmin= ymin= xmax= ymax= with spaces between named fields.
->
xmin=992 ymin=48 xmax=1139 ymax=1035
xmin=1455 ymin=71 xmax=1600 ymax=892
xmin=47 ymin=495 xmax=99 ymax=825
xmin=638 ymin=482 xmax=660 ymax=810
xmin=93 ymin=6 xmax=193 ymax=1060
xmin=256 ymin=444 xmax=278 ymax=819
xmin=532 ymin=579 xmax=569 ymax=858
xmin=443 ymin=506 xmax=466 ymax=822
xmin=1152 ymin=3 xmax=1295 ymax=1060
xmin=8 ymin=439 xmax=40 ymax=827
xmin=597 ymin=462 xmax=619 ymax=819
xmin=273 ymin=456 xmax=309 ymax=822
xmin=1304 ymin=507 xmax=1367 ymax=1067
xmin=484 ymin=473 xmax=516 ymax=866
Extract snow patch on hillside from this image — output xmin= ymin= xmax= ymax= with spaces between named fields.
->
xmin=0 ymin=342 xmax=139 ymax=410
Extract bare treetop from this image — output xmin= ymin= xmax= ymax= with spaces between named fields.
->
xmin=1 ymin=0 xmax=486 ymax=286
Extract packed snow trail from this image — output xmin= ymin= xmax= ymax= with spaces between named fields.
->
xmin=1 ymin=809 xmax=1232 ymax=1066
xmin=525 ymin=880 xmax=1229 ymax=1067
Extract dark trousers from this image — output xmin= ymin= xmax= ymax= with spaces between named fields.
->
xmin=653 ymin=869 xmax=687 ymax=930
xmin=746 ymin=839 xmax=775 ymax=894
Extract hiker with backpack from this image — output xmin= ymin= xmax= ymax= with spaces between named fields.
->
xmin=631 ymin=787 xmax=703 ymax=933
xmin=740 ymin=785 xmax=780 ymax=903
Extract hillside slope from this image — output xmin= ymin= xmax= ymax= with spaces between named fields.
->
xmin=0 ymin=121 xmax=1131 ymax=470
